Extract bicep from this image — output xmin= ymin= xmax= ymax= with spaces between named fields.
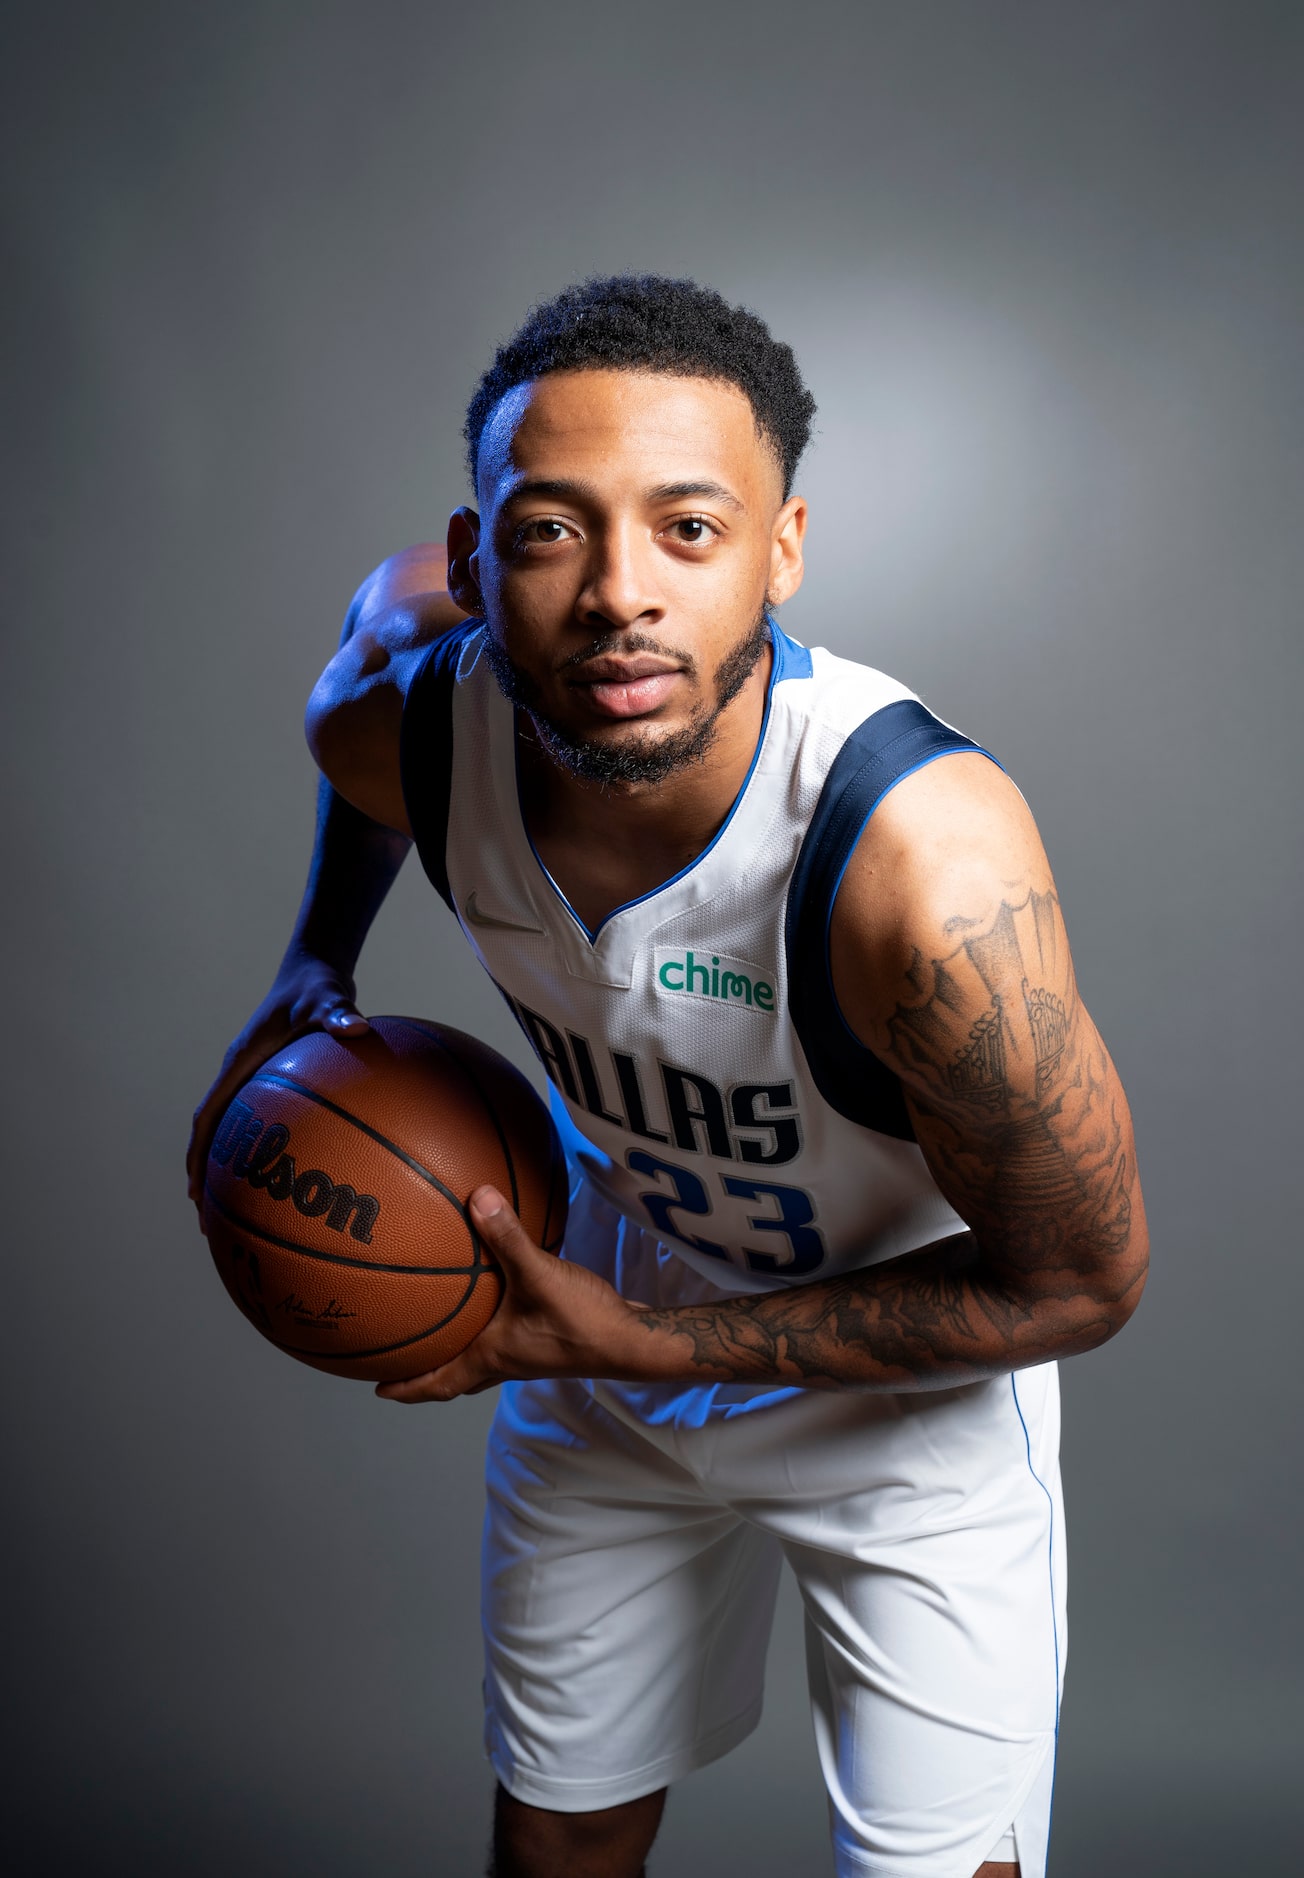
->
xmin=830 ymin=756 xmax=1147 ymax=1320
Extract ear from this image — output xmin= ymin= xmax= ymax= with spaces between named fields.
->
xmin=446 ymin=506 xmax=484 ymax=616
xmin=766 ymin=494 xmax=807 ymax=607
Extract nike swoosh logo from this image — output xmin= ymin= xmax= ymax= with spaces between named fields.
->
xmin=463 ymin=890 xmax=546 ymax=934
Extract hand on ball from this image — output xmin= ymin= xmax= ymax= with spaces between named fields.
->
xmin=375 ymin=1186 xmax=652 ymax=1403
xmin=188 ymin=946 xmax=368 ymax=1217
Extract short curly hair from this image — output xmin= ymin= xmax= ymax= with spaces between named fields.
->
xmin=465 ymin=275 xmax=816 ymax=498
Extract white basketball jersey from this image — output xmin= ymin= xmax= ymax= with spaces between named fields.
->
xmin=401 ymin=620 xmax=994 ymax=1296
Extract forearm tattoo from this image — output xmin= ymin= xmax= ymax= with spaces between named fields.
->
xmin=636 ymin=888 xmax=1146 ymax=1389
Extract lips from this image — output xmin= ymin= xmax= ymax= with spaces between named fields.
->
xmin=567 ymin=659 xmax=683 ymax=720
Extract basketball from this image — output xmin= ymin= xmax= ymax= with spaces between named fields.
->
xmin=201 ymin=1015 xmax=568 ymax=1382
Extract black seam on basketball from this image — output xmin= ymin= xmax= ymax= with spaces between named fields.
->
xmin=208 ymin=1212 xmax=495 ymax=1358
xmin=246 ymin=1070 xmax=490 ymax=1267
xmin=204 ymin=1182 xmax=487 ymax=1277
xmin=380 ymin=1015 xmax=522 ymax=1215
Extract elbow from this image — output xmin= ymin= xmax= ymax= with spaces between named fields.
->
xmin=304 ymin=649 xmax=374 ymax=787
xmin=304 ymin=683 xmax=351 ymax=798
xmin=1069 ymin=1158 xmax=1152 ymax=1354
xmin=1087 ymin=1284 xmax=1145 ymax=1355
xmin=1115 ymin=1239 xmax=1150 ymax=1335
xmin=1067 ymin=1222 xmax=1151 ymax=1356
xmin=1106 ymin=1195 xmax=1151 ymax=1339
xmin=304 ymin=691 xmax=370 ymax=814
xmin=304 ymin=668 xmax=343 ymax=777
xmin=304 ymin=676 xmax=328 ymax=770
xmin=302 ymin=661 xmax=409 ymax=834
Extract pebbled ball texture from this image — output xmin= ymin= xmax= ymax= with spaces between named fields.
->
xmin=202 ymin=1016 xmax=568 ymax=1382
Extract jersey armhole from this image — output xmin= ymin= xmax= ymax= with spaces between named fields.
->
xmin=784 ymin=698 xmax=1002 ymax=1142
xmin=398 ymin=621 xmax=480 ymax=912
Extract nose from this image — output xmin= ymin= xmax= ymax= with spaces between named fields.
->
xmin=575 ymin=520 xmax=664 ymax=631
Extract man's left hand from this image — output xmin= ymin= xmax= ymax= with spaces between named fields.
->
xmin=376 ymin=1186 xmax=653 ymax=1403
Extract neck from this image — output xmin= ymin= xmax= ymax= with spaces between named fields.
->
xmin=519 ymin=640 xmax=773 ymax=932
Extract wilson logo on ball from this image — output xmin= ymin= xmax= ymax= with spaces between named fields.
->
xmin=210 ymin=1099 xmax=381 ymax=1243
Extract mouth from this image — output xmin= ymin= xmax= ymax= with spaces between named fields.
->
xmin=565 ymin=656 xmax=686 ymax=721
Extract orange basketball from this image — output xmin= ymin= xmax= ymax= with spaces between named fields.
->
xmin=201 ymin=1015 xmax=568 ymax=1382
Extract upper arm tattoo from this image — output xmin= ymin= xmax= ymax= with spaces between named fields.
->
xmin=880 ymin=887 xmax=1144 ymax=1319
xmin=889 ymin=887 xmax=1065 ymax=1107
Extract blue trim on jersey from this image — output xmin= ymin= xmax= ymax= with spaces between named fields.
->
xmin=519 ymin=616 xmax=810 ymax=945
xmin=399 ymin=619 xmax=484 ymax=911
xmin=770 ymin=619 xmax=813 ymax=682
xmin=784 ymin=699 xmax=997 ymax=1141
xmin=1011 ymin=1373 xmax=1062 ymax=1847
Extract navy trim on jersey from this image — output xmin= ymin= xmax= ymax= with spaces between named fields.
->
xmin=519 ymin=616 xmax=813 ymax=945
xmin=785 ymin=699 xmax=997 ymax=1141
xmin=399 ymin=620 xmax=483 ymax=911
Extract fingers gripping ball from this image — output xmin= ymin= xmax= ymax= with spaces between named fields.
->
xmin=201 ymin=1016 xmax=569 ymax=1382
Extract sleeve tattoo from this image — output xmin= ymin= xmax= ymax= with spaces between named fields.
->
xmin=633 ymin=887 xmax=1147 ymax=1390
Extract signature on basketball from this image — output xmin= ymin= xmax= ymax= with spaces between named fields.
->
xmin=277 ymin=1292 xmax=358 ymax=1328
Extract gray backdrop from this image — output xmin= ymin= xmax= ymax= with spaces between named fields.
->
xmin=4 ymin=3 xmax=1301 ymax=1872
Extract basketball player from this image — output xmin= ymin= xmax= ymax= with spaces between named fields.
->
xmin=189 ymin=278 xmax=1148 ymax=1878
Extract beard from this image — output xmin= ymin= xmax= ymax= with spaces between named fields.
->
xmin=482 ymin=606 xmax=772 ymax=787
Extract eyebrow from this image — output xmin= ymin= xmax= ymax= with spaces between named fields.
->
xmin=501 ymin=477 xmax=600 ymax=505
xmin=646 ymin=479 xmax=745 ymax=512
xmin=500 ymin=475 xmax=745 ymax=513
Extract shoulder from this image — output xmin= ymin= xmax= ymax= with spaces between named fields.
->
xmin=781 ymin=644 xmax=1014 ymax=924
xmin=305 ymin=545 xmax=471 ymax=832
xmin=851 ymin=750 xmax=1047 ymax=942
xmin=335 ymin=544 xmax=470 ymax=678
xmin=779 ymin=640 xmax=1041 ymax=946
xmin=342 ymin=543 xmax=459 ymax=636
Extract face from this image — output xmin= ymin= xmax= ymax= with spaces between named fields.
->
xmin=446 ymin=370 xmax=806 ymax=786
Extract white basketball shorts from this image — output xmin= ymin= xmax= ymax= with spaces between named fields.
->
xmin=481 ymin=1185 xmax=1066 ymax=1878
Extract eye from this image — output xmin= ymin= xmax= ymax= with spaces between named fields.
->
xmin=516 ymin=516 xmax=576 ymax=546
xmin=662 ymin=515 xmax=718 ymax=546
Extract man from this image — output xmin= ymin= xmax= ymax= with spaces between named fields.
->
xmin=190 ymin=276 xmax=1148 ymax=1878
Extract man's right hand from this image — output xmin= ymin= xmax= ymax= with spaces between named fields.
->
xmin=186 ymin=945 xmax=370 ymax=1221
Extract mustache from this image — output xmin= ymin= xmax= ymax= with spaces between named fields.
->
xmin=557 ymin=632 xmax=698 ymax=678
